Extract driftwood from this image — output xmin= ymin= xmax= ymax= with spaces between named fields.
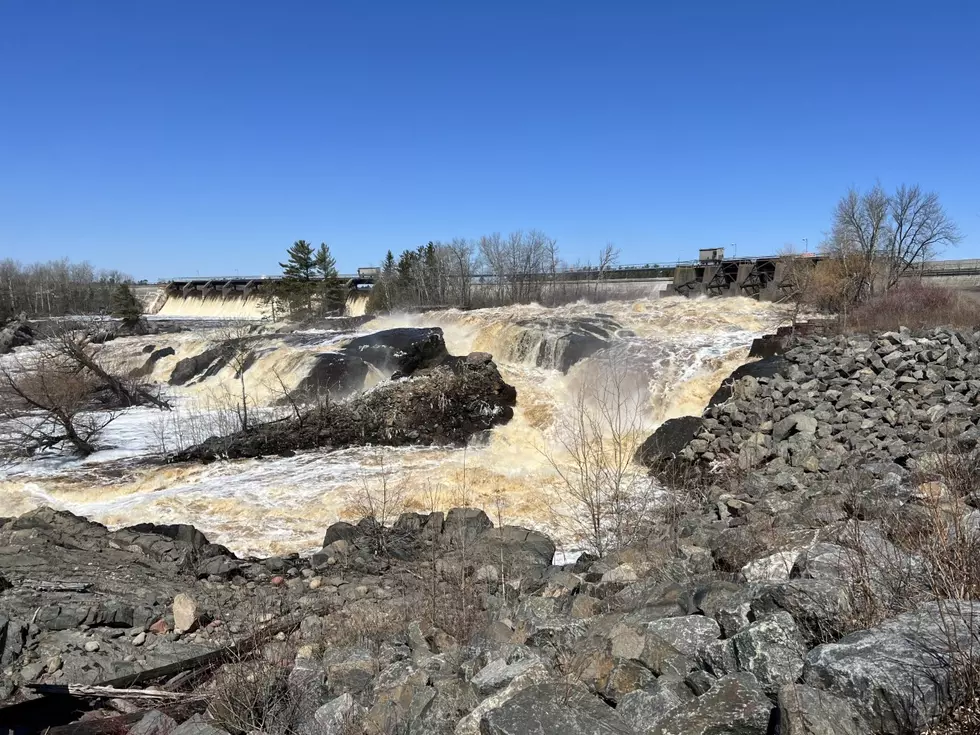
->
xmin=21 ymin=580 xmax=91 ymax=592
xmin=26 ymin=683 xmax=187 ymax=700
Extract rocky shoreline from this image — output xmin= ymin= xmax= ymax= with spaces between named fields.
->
xmin=3 ymin=326 xmax=980 ymax=734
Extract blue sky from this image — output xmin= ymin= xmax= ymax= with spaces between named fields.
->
xmin=1 ymin=1 xmax=977 ymax=280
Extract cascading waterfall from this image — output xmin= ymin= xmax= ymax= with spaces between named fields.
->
xmin=0 ymin=296 xmax=791 ymax=557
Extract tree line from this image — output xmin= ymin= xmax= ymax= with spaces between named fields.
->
xmin=366 ymin=230 xmax=625 ymax=312
xmin=0 ymin=259 xmax=132 ymax=321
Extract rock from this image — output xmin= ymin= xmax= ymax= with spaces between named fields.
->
xmin=323 ymin=646 xmax=378 ymax=696
xmin=469 ymin=526 xmax=556 ymax=578
xmin=129 ymin=709 xmax=179 ymax=735
xmin=730 ymin=612 xmax=806 ymax=691
xmin=636 ymin=416 xmax=704 ymax=467
xmin=454 ymin=666 xmax=554 ymax=735
xmin=308 ymin=692 xmax=365 ymax=734
xmin=804 ymin=600 xmax=980 ymax=732
xmin=617 ymin=675 xmax=696 ymax=733
xmin=170 ymin=714 xmax=230 ymax=735
xmin=442 ymin=508 xmax=493 ymax=546
xmin=777 ymin=683 xmax=869 ymax=735
xmin=172 ymin=593 xmax=199 ymax=634
xmin=649 ymin=673 xmax=775 ymax=735
xmin=132 ymin=631 xmax=147 ymax=646
xmin=322 ymin=521 xmax=360 ymax=548
xmin=471 ymin=656 xmax=550 ymax=697
xmin=84 ymin=640 xmax=101 ymax=652
xmin=601 ymin=564 xmax=639 ymax=584
xmin=644 ymin=616 xmax=721 ymax=658
xmin=741 ymin=550 xmax=801 ymax=583
xmin=0 ymin=615 xmax=27 ymax=666
xmin=479 ymin=681 xmax=635 ymax=735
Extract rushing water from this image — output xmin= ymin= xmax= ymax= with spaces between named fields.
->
xmin=0 ymin=296 xmax=790 ymax=557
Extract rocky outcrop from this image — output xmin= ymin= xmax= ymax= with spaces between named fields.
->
xmin=0 ymin=315 xmax=34 ymax=355
xmin=171 ymin=352 xmax=516 ymax=462
xmin=503 ymin=315 xmax=622 ymax=372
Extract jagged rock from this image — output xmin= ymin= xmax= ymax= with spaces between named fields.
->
xmin=777 ymin=683 xmax=869 ymax=735
xmin=804 ymin=600 xmax=980 ymax=732
xmin=749 ymin=579 xmax=852 ymax=647
xmin=741 ymin=550 xmax=801 ymax=583
xmin=644 ymin=615 xmax=721 ymax=658
xmin=468 ymin=526 xmax=556 ymax=578
xmin=617 ymin=675 xmax=696 ymax=733
xmin=636 ymin=416 xmax=704 ymax=467
xmin=308 ymin=693 xmax=365 ymax=734
xmin=0 ymin=315 xmax=33 ymax=355
xmin=730 ymin=611 xmax=806 ymax=691
xmin=479 ymin=681 xmax=635 ymax=735
xmin=323 ymin=646 xmax=378 ymax=696
xmin=649 ymin=673 xmax=775 ymax=735
xmin=454 ymin=666 xmax=554 ymax=735
xmin=471 ymin=656 xmax=550 ymax=697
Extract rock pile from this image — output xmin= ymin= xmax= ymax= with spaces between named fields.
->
xmin=0 ymin=314 xmax=34 ymax=355
xmin=4 ymin=499 xmax=979 ymax=734
xmin=641 ymin=327 xmax=980 ymax=477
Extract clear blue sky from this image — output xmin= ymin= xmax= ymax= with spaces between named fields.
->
xmin=1 ymin=1 xmax=977 ymax=280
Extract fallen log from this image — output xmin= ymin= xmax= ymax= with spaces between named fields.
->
xmin=25 ymin=684 xmax=187 ymax=700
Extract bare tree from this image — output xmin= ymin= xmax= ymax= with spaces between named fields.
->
xmin=0 ymin=353 xmax=117 ymax=457
xmin=594 ymin=243 xmax=620 ymax=298
xmin=826 ymin=183 xmax=961 ymax=301
xmin=349 ymin=449 xmax=408 ymax=555
xmin=541 ymin=357 xmax=654 ymax=556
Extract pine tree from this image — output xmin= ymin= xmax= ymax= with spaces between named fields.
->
xmin=110 ymin=283 xmax=143 ymax=329
xmin=280 ymin=240 xmax=316 ymax=280
xmin=382 ymin=250 xmax=396 ymax=278
xmin=314 ymin=242 xmax=347 ymax=315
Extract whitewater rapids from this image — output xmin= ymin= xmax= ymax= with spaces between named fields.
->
xmin=0 ymin=297 xmax=791 ymax=557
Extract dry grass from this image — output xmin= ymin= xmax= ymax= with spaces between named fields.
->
xmin=841 ymin=282 xmax=980 ymax=333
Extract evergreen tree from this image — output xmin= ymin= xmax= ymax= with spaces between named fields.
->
xmin=382 ymin=250 xmax=396 ymax=278
xmin=110 ymin=283 xmax=143 ymax=329
xmin=280 ymin=240 xmax=316 ymax=280
xmin=314 ymin=242 xmax=347 ymax=315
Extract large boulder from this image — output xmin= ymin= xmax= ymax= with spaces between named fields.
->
xmin=649 ymin=673 xmax=775 ymax=735
xmin=729 ymin=612 xmax=806 ymax=692
xmin=468 ymin=526 xmax=556 ymax=579
xmin=342 ymin=327 xmax=448 ymax=376
xmin=479 ymin=681 xmax=635 ymax=734
xmin=636 ymin=416 xmax=704 ymax=468
xmin=0 ymin=315 xmax=34 ymax=355
xmin=803 ymin=600 xmax=980 ymax=733
xmin=777 ymin=683 xmax=870 ymax=735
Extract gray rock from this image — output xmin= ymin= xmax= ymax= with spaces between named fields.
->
xmin=730 ymin=612 xmax=806 ymax=691
xmin=308 ymin=693 xmax=365 ymax=735
xmin=471 ymin=656 xmax=549 ymax=697
xmin=322 ymin=521 xmax=360 ymax=547
xmin=804 ymin=600 xmax=980 ymax=733
xmin=129 ymin=710 xmax=178 ymax=735
xmin=750 ymin=579 xmax=852 ymax=647
xmin=479 ymin=681 xmax=635 ymax=734
xmin=323 ymin=646 xmax=378 ymax=696
xmin=170 ymin=715 xmax=230 ymax=735
xmin=644 ymin=615 xmax=721 ymax=658
xmin=442 ymin=507 xmax=493 ymax=546
xmin=649 ymin=673 xmax=774 ymax=735
xmin=455 ymin=666 xmax=554 ymax=735
xmin=617 ymin=675 xmax=696 ymax=733
xmin=777 ymin=683 xmax=869 ymax=735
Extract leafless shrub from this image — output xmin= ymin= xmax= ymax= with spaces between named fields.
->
xmin=540 ymin=356 xmax=657 ymax=556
